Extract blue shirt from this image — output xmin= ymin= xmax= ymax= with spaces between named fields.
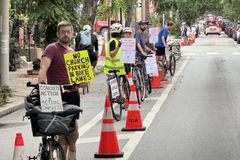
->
xmin=156 ymin=27 xmax=169 ymax=48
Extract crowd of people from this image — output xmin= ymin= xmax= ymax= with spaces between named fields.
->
xmin=36 ymin=19 xmax=176 ymax=160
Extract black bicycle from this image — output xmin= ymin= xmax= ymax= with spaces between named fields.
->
xmin=24 ymin=82 xmax=82 ymax=160
xmin=107 ymin=70 xmax=130 ymax=121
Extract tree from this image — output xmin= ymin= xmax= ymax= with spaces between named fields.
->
xmin=80 ymin=0 xmax=98 ymax=28
xmin=13 ymin=0 xmax=81 ymax=46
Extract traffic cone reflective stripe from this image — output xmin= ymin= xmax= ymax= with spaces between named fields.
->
xmin=13 ymin=133 xmax=27 ymax=160
xmin=95 ymin=95 xmax=124 ymax=158
xmin=122 ymin=85 xmax=146 ymax=131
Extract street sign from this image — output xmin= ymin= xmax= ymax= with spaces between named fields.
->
xmin=135 ymin=3 xmax=142 ymax=8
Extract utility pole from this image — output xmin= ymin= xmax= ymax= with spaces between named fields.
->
xmin=0 ymin=0 xmax=9 ymax=86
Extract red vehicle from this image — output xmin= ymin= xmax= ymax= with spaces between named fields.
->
xmin=94 ymin=21 xmax=109 ymax=36
xmin=204 ymin=20 xmax=221 ymax=35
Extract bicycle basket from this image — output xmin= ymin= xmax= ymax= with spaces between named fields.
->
xmin=30 ymin=113 xmax=76 ymax=136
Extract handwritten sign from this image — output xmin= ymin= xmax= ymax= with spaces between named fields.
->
xmin=145 ymin=54 xmax=158 ymax=74
xmin=39 ymin=84 xmax=63 ymax=112
xmin=120 ymin=38 xmax=136 ymax=64
xmin=149 ymin=27 xmax=158 ymax=44
xmin=64 ymin=50 xmax=94 ymax=84
xmin=109 ymin=78 xmax=119 ymax=98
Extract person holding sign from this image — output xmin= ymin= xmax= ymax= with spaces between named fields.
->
xmin=122 ymin=27 xmax=134 ymax=74
xmin=38 ymin=21 xmax=79 ymax=160
xmin=103 ymin=23 xmax=126 ymax=76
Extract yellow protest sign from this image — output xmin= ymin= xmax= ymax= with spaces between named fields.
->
xmin=64 ymin=50 xmax=94 ymax=84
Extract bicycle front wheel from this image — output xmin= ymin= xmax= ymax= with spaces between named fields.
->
xmin=169 ymin=55 xmax=176 ymax=76
xmin=48 ymin=142 xmax=66 ymax=160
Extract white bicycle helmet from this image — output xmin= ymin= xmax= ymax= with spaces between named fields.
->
xmin=110 ymin=23 xmax=123 ymax=33
xmin=123 ymin=27 xmax=133 ymax=33
xmin=83 ymin=25 xmax=92 ymax=31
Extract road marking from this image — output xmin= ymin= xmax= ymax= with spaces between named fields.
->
xmin=78 ymin=110 xmax=104 ymax=137
xmin=233 ymin=52 xmax=240 ymax=55
xmin=118 ymin=58 xmax=189 ymax=160
xmin=206 ymin=52 xmax=219 ymax=55
xmin=77 ymin=133 xmax=134 ymax=144
xmin=145 ymin=97 xmax=160 ymax=101
xmin=183 ymin=52 xmax=196 ymax=56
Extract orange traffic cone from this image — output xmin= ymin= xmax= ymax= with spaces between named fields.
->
xmin=100 ymin=37 xmax=106 ymax=57
xmin=180 ymin=36 xmax=185 ymax=46
xmin=151 ymin=71 xmax=163 ymax=88
xmin=13 ymin=133 xmax=27 ymax=160
xmin=122 ymin=84 xmax=146 ymax=131
xmin=94 ymin=95 xmax=124 ymax=158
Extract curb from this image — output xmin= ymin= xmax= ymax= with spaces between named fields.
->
xmin=0 ymin=101 xmax=24 ymax=118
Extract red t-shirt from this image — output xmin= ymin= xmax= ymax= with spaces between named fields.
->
xmin=42 ymin=42 xmax=74 ymax=85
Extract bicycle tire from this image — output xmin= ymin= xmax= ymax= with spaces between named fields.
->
xmin=169 ymin=55 xmax=176 ymax=76
xmin=157 ymin=58 xmax=167 ymax=81
xmin=108 ymin=80 xmax=123 ymax=121
xmin=146 ymin=74 xmax=152 ymax=94
xmin=119 ymin=76 xmax=130 ymax=109
xmin=139 ymin=68 xmax=146 ymax=102
xmin=132 ymin=68 xmax=141 ymax=104
xmin=47 ymin=139 xmax=66 ymax=160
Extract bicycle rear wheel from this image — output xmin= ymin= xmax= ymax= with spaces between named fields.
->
xmin=145 ymin=74 xmax=152 ymax=94
xmin=119 ymin=76 xmax=130 ymax=109
xmin=169 ymin=55 xmax=176 ymax=76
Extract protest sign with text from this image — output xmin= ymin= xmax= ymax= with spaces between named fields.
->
xmin=64 ymin=50 xmax=94 ymax=84
xmin=120 ymin=38 xmax=136 ymax=64
xmin=145 ymin=54 xmax=158 ymax=74
xmin=149 ymin=27 xmax=158 ymax=44
xmin=39 ymin=84 xmax=63 ymax=112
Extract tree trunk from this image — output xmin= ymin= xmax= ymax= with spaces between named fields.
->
xmin=125 ymin=0 xmax=135 ymax=27
xmin=80 ymin=0 xmax=98 ymax=29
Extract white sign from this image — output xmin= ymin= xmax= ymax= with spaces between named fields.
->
xmin=39 ymin=84 xmax=63 ymax=112
xmin=109 ymin=78 xmax=119 ymax=98
xmin=120 ymin=38 xmax=136 ymax=64
xmin=145 ymin=54 xmax=158 ymax=74
xmin=149 ymin=27 xmax=158 ymax=44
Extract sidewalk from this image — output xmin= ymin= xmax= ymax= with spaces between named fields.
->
xmin=0 ymin=57 xmax=106 ymax=118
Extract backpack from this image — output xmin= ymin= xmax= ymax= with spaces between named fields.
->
xmin=79 ymin=31 xmax=92 ymax=48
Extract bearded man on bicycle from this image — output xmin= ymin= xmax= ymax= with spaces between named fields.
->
xmin=135 ymin=20 xmax=155 ymax=57
xmin=38 ymin=21 xmax=79 ymax=160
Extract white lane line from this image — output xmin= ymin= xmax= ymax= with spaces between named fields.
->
xmin=183 ymin=52 xmax=196 ymax=56
xmin=206 ymin=52 xmax=219 ymax=55
xmin=78 ymin=110 xmax=103 ymax=137
xmin=77 ymin=133 xmax=134 ymax=144
xmin=233 ymin=52 xmax=240 ymax=55
xmin=145 ymin=97 xmax=160 ymax=101
xmin=118 ymin=58 xmax=189 ymax=160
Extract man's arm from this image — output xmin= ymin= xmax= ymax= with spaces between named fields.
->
xmin=161 ymin=36 xmax=168 ymax=47
xmin=38 ymin=57 xmax=51 ymax=83
xmin=136 ymin=43 xmax=147 ymax=56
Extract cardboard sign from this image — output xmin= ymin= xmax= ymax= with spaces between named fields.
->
xmin=120 ymin=38 xmax=136 ymax=64
xmin=149 ymin=27 xmax=158 ymax=44
xmin=64 ymin=50 xmax=94 ymax=84
xmin=109 ymin=78 xmax=119 ymax=98
xmin=145 ymin=54 xmax=158 ymax=74
xmin=39 ymin=84 xmax=63 ymax=112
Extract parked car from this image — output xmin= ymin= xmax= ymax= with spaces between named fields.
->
xmin=232 ymin=23 xmax=240 ymax=41
xmin=94 ymin=21 xmax=108 ymax=36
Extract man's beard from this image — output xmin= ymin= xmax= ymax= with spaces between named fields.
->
xmin=140 ymin=27 xmax=146 ymax=32
xmin=59 ymin=36 xmax=71 ymax=45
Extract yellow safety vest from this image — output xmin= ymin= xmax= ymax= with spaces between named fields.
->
xmin=103 ymin=38 xmax=126 ymax=76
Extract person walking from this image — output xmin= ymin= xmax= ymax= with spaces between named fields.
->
xmin=38 ymin=21 xmax=79 ymax=160
xmin=75 ymin=25 xmax=99 ymax=69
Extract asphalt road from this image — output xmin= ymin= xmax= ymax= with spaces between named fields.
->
xmin=1 ymin=33 xmax=240 ymax=160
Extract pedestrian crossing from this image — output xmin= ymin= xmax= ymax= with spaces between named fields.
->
xmin=182 ymin=52 xmax=240 ymax=56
